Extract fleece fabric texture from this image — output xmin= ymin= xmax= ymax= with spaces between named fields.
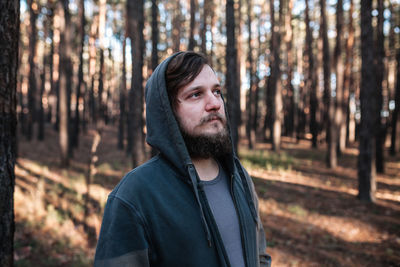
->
xmin=94 ymin=52 xmax=271 ymax=267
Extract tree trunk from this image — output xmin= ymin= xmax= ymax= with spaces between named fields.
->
xmin=118 ymin=36 xmax=127 ymax=150
xmin=226 ymin=0 xmax=240 ymax=153
xmin=358 ymin=0 xmax=376 ymax=202
xmin=305 ymin=0 xmax=318 ymax=148
xmin=344 ymin=0 xmax=355 ymax=145
xmin=374 ymin=0 xmax=385 ymax=173
xmin=127 ymin=0 xmax=146 ymax=167
xmin=48 ymin=4 xmax=56 ymax=127
xmin=201 ymin=0 xmax=210 ymax=56
xmin=0 ymin=1 xmax=19 ymax=265
xmin=189 ymin=0 xmax=197 ymax=51
xmin=151 ymin=0 xmax=159 ymax=71
xmin=334 ymin=0 xmax=345 ymax=156
xmin=150 ymin=0 xmax=159 ymax=156
xmin=320 ymin=0 xmax=335 ymax=167
xmin=285 ymin=0 xmax=295 ymax=138
xmin=27 ymin=0 xmax=38 ymax=140
xmin=390 ymin=50 xmax=400 ymax=155
xmin=72 ymin=0 xmax=85 ymax=149
xmin=88 ymin=16 xmax=98 ymax=124
xmin=246 ymin=0 xmax=255 ymax=149
xmin=172 ymin=1 xmax=181 ymax=53
xmin=38 ymin=54 xmax=46 ymax=141
xmin=266 ymin=0 xmax=283 ymax=152
xmin=98 ymin=0 xmax=107 ymax=123
xmin=59 ymin=0 xmax=72 ymax=167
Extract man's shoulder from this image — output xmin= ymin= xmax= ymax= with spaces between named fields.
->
xmin=110 ymin=155 xmax=182 ymax=200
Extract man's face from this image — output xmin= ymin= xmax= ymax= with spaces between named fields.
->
xmin=175 ymin=65 xmax=227 ymax=138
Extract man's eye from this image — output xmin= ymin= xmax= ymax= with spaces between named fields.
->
xmin=214 ymin=89 xmax=222 ymax=96
xmin=190 ymin=92 xmax=201 ymax=98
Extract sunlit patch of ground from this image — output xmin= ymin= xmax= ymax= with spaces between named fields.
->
xmin=14 ymin=125 xmax=400 ymax=266
xmin=240 ymin=137 xmax=400 ymax=266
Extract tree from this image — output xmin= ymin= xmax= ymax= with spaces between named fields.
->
xmin=266 ymin=0 xmax=283 ymax=152
xmin=72 ymin=0 xmax=86 ymax=148
xmin=118 ymin=35 xmax=127 ymax=150
xmin=0 ymin=0 xmax=19 ymax=265
xmin=98 ymin=0 xmax=107 ymax=123
xmin=27 ymin=0 xmax=39 ymax=140
xmin=374 ymin=0 xmax=385 ymax=173
xmin=390 ymin=50 xmax=400 ymax=155
xmin=171 ymin=1 xmax=181 ymax=52
xmin=344 ymin=0 xmax=355 ymax=145
xmin=59 ymin=0 xmax=73 ymax=166
xmin=226 ymin=0 xmax=240 ymax=152
xmin=151 ymin=0 xmax=159 ymax=72
xmin=127 ymin=0 xmax=146 ymax=167
xmin=246 ymin=0 xmax=255 ymax=149
xmin=358 ymin=0 xmax=377 ymax=202
xmin=285 ymin=0 xmax=295 ymax=138
xmin=305 ymin=0 xmax=318 ymax=148
xmin=320 ymin=0 xmax=334 ymax=168
xmin=189 ymin=0 xmax=197 ymax=51
xmin=38 ymin=9 xmax=50 ymax=141
xmin=334 ymin=0 xmax=345 ymax=156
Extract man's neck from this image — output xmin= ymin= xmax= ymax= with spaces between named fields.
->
xmin=191 ymin=157 xmax=219 ymax=181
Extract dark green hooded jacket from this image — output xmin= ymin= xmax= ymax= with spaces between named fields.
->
xmin=94 ymin=52 xmax=271 ymax=267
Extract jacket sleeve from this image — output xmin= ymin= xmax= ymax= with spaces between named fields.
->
xmin=94 ymin=195 xmax=151 ymax=267
xmin=239 ymin=165 xmax=272 ymax=267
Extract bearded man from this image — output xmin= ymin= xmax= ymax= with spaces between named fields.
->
xmin=94 ymin=51 xmax=271 ymax=267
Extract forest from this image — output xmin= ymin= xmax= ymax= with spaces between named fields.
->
xmin=1 ymin=0 xmax=400 ymax=265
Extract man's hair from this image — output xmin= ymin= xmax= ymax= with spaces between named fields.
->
xmin=166 ymin=51 xmax=209 ymax=109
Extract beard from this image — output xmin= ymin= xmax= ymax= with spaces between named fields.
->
xmin=178 ymin=114 xmax=232 ymax=159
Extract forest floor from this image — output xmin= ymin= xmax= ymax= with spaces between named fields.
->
xmin=14 ymin=124 xmax=400 ymax=266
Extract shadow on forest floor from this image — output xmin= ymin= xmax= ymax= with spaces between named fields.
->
xmin=14 ymin=125 xmax=400 ymax=266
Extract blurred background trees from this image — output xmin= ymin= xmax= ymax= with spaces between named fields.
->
xmin=15 ymin=0 xmax=400 ymax=200
xmin=2 ymin=0 xmax=400 ymax=265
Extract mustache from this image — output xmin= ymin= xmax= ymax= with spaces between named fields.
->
xmin=200 ymin=113 xmax=225 ymax=124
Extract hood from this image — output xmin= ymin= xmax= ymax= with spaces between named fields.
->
xmin=145 ymin=52 xmax=213 ymax=245
xmin=145 ymin=52 xmax=193 ymax=178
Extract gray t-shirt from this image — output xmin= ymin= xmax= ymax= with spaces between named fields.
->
xmin=201 ymin=164 xmax=245 ymax=267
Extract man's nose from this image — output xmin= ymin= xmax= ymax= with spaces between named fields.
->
xmin=205 ymin=92 xmax=222 ymax=111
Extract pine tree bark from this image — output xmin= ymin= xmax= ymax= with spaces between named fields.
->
xmin=118 ymin=36 xmax=127 ymax=150
xmin=267 ymin=0 xmax=283 ymax=152
xmin=226 ymin=0 xmax=240 ymax=153
xmin=390 ymin=50 xmax=400 ymax=155
xmin=305 ymin=0 xmax=318 ymax=148
xmin=72 ymin=0 xmax=85 ymax=148
xmin=246 ymin=0 xmax=255 ymax=149
xmin=151 ymin=0 xmax=159 ymax=71
xmin=320 ymin=0 xmax=335 ymax=167
xmin=27 ymin=0 xmax=39 ymax=140
xmin=88 ymin=16 xmax=98 ymax=124
xmin=334 ymin=0 xmax=346 ymax=156
xmin=0 ymin=1 xmax=19 ymax=265
xmin=127 ymin=0 xmax=146 ymax=167
xmin=201 ymin=0 xmax=210 ymax=56
xmin=344 ymin=0 xmax=355 ymax=145
xmin=189 ymin=0 xmax=197 ymax=51
xmin=98 ymin=0 xmax=107 ymax=123
xmin=59 ymin=0 xmax=72 ymax=166
xmin=358 ymin=0 xmax=376 ymax=202
xmin=374 ymin=0 xmax=385 ymax=173
xmin=285 ymin=0 xmax=295 ymax=138
xmin=38 ymin=51 xmax=46 ymax=141
xmin=172 ymin=2 xmax=181 ymax=53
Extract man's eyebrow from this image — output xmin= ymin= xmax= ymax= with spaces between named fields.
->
xmin=184 ymin=83 xmax=221 ymax=92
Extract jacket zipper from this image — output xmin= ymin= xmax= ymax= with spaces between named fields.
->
xmin=198 ymin=185 xmax=231 ymax=267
